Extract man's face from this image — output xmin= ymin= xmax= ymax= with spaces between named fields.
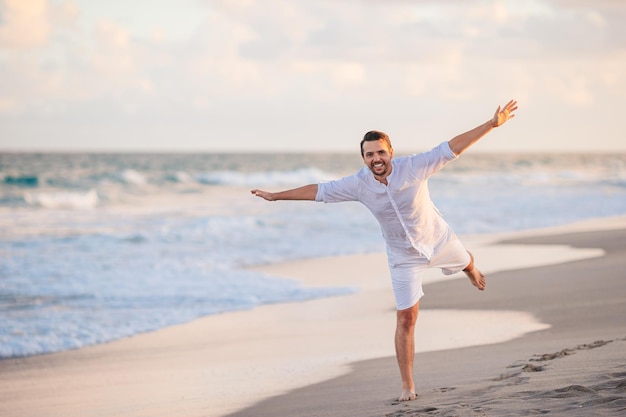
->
xmin=362 ymin=139 xmax=393 ymax=179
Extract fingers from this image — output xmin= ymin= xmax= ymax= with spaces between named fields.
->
xmin=504 ymin=99 xmax=518 ymax=112
xmin=500 ymin=99 xmax=518 ymax=120
xmin=251 ymin=189 xmax=274 ymax=201
xmin=492 ymin=100 xmax=518 ymax=127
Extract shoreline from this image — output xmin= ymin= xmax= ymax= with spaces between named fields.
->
xmin=229 ymin=216 xmax=626 ymax=417
xmin=1 ymin=215 xmax=625 ymax=417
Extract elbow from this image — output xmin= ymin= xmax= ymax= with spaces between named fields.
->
xmin=448 ymin=140 xmax=463 ymax=156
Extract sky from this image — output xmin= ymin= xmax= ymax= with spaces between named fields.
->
xmin=0 ymin=0 xmax=624 ymax=153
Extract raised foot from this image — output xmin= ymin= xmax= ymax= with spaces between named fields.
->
xmin=398 ymin=389 xmax=417 ymax=401
xmin=464 ymin=252 xmax=486 ymax=290
xmin=465 ymin=268 xmax=486 ymax=290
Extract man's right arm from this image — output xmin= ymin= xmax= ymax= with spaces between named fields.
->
xmin=250 ymin=184 xmax=318 ymax=201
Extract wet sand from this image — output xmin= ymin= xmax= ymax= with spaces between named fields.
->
xmin=227 ymin=224 xmax=626 ymax=417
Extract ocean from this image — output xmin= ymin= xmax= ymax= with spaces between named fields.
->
xmin=1 ymin=150 xmax=625 ymax=358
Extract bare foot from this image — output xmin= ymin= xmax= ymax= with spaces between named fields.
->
xmin=465 ymin=267 xmax=486 ymax=290
xmin=464 ymin=252 xmax=486 ymax=290
xmin=398 ymin=389 xmax=416 ymax=401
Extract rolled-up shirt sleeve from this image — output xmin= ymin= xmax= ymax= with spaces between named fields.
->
xmin=410 ymin=141 xmax=458 ymax=180
xmin=315 ymin=175 xmax=360 ymax=203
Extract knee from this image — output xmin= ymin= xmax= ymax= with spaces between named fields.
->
xmin=397 ymin=307 xmax=419 ymax=330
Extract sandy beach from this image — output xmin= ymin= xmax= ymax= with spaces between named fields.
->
xmin=1 ymin=216 xmax=625 ymax=417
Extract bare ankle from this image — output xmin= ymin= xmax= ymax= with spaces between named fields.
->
xmin=463 ymin=251 xmax=474 ymax=272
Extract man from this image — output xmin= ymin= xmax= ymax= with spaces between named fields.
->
xmin=250 ymin=100 xmax=518 ymax=401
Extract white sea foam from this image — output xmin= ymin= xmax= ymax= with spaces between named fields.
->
xmin=195 ymin=167 xmax=333 ymax=187
xmin=23 ymin=189 xmax=99 ymax=209
xmin=119 ymin=169 xmax=147 ymax=185
xmin=173 ymin=171 xmax=193 ymax=183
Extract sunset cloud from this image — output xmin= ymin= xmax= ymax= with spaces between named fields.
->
xmin=0 ymin=0 xmax=50 ymax=49
xmin=0 ymin=0 xmax=624 ymax=151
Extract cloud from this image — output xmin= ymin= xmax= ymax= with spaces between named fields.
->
xmin=0 ymin=0 xmax=50 ymax=49
xmin=6 ymin=0 xmax=623 ymax=105
xmin=90 ymin=19 xmax=135 ymax=78
xmin=1 ymin=0 xmax=625 ymax=151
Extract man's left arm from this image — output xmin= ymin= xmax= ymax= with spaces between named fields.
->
xmin=448 ymin=100 xmax=518 ymax=156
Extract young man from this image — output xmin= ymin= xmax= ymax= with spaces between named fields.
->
xmin=250 ymin=100 xmax=518 ymax=401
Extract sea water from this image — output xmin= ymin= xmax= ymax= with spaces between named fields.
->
xmin=1 ymin=151 xmax=625 ymax=358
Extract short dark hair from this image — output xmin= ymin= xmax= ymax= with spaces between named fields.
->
xmin=360 ymin=130 xmax=392 ymax=157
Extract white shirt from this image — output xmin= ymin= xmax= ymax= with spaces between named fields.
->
xmin=315 ymin=141 xmax=458 ymax=260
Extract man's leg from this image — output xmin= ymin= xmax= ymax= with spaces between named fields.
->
xmin=463 ymin=251 xmax=486 ymax=290
xmin=395 ymin=301 xmax=419 ymax=401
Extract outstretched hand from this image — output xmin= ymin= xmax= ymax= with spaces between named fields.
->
xmin=250 ymin=189 xmax=275 ymax=201
xmin=491 ymin=99 xmax=518 ymax=128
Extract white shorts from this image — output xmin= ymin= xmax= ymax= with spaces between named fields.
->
xmin=386 ymin=235 xmax=471 ymax=311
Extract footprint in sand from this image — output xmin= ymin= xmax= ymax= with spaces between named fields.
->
xmin=522 ymin=363 xmax=544 ymax=372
